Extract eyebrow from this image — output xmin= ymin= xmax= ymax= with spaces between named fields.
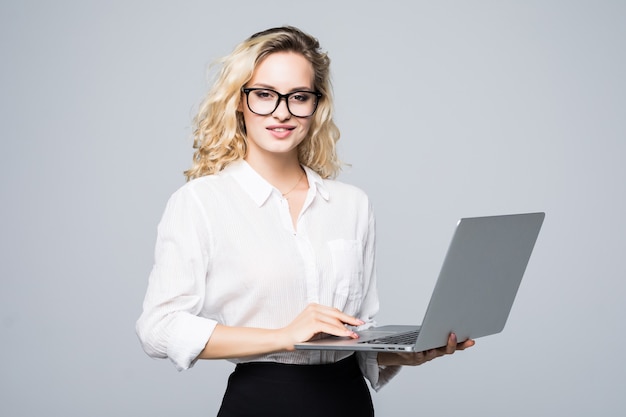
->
xmin=248 ymin=83 xmax=315 ymax=92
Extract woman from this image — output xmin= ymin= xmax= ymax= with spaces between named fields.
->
xmin=136 ymin=26 xmax=473 ymax=417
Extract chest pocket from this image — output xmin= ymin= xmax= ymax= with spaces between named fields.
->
xmin=327 ymin=239 xmax=364 ymax=302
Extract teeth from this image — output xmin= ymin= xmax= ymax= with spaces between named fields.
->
xmin=272 ymin=128 xmax=288 ymax=132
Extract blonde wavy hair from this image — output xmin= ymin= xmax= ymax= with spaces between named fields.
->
xmin=184 ymin=26 xmax=342 ymax=181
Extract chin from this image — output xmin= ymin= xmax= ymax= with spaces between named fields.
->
xmin=259 ymin=140 xmax=304 ymax=155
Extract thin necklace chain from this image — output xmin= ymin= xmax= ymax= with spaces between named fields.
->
xmin=281 ymin=169 xmax=305 ymax=199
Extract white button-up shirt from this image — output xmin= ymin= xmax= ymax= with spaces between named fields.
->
xmin=136 ymin=160 xmax=399 ymax=390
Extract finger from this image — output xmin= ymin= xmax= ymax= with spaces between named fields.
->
xmin=307 ymin=309 xmax=360 ymax=337
xmin=325 ymin=308 xmax=365 ymax=327
xmin=426 ymin=349 xmax=439 ymax=362
xmin=445 ymin=333 xmax=458 ymax=354
xmin=316 ymin=321 xmax=359 ymax=338
xmin=313 ymin=304 xmax=365 ymax=327
xmin=424 ymin=349 xmax=436 ymax=362
xmin=324 ymin=318 xmax=361 ymax=338
xmin=456 ymin=339 xmax=475 ymax=350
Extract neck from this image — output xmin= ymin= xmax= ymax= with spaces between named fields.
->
xmin=244 ymin=153 xmax=304 ymax=191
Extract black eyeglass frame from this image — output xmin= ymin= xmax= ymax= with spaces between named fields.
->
xmin=241 ymin=87 xmax=323 ymax=118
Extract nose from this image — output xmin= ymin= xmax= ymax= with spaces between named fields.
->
xmin=272 ymin=96 xmax=292 ymax=120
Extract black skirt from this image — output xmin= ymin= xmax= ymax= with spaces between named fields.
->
xmin=217 ymin=354 xmax=374 ymax=417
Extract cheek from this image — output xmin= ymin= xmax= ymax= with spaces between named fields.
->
xmin=241 ymin=109 xmax=259 ymax=130
xmin=300 ymin=118 xmax=314 ymax=135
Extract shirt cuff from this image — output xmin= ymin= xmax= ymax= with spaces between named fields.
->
xmin=167 ymin=314 xmax=218 ymax=371
xmin=357 ymin=351 xmax=402 ymax=391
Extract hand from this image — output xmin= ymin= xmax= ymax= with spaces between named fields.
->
xmin=377 ymin=333 xmax=475 ymax=367
xmin=279 ymin=303 xmax=365 ymax=351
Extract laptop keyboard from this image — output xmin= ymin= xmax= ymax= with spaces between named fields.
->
xmin=358 ymin=330 xmax=420 ymax=345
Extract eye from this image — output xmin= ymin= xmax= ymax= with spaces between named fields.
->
xmin=253 ymin=89 xmax=277 ymax=100
xmin=289 ymin=92 xmax=313 ymax=103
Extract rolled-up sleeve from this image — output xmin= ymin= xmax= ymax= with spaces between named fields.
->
xmin=135 ymin=186 xmax=217 ymax=371
xmin=358 ymin=352 xmax=402 ymax=391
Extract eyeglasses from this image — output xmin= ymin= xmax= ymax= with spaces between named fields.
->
xmin=242 ymin=88 xmax=322 ymax=118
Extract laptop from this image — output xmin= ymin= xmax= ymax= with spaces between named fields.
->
xmin=295 ymin=212 xmax=545 ymax=352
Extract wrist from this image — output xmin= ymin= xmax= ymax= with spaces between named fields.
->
xmin=273 ymin=328 xmax=296 ymax=352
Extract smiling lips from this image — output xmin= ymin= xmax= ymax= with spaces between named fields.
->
xmin=267 ymin=125 xmax=295 ymax=138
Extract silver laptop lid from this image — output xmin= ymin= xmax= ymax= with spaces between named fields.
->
xmin=413 ymin=212 xmax=545 ymax=351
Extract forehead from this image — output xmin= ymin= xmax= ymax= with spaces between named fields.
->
xmin=249 ymin=52 xmax=314 ymax=90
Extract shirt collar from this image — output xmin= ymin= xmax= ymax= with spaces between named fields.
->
xmin=223 ymin=159 xmax=329 ymax=206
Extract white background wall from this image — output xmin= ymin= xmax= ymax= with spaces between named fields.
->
xmin=1 ymin=1 xmax=624 ymax=416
